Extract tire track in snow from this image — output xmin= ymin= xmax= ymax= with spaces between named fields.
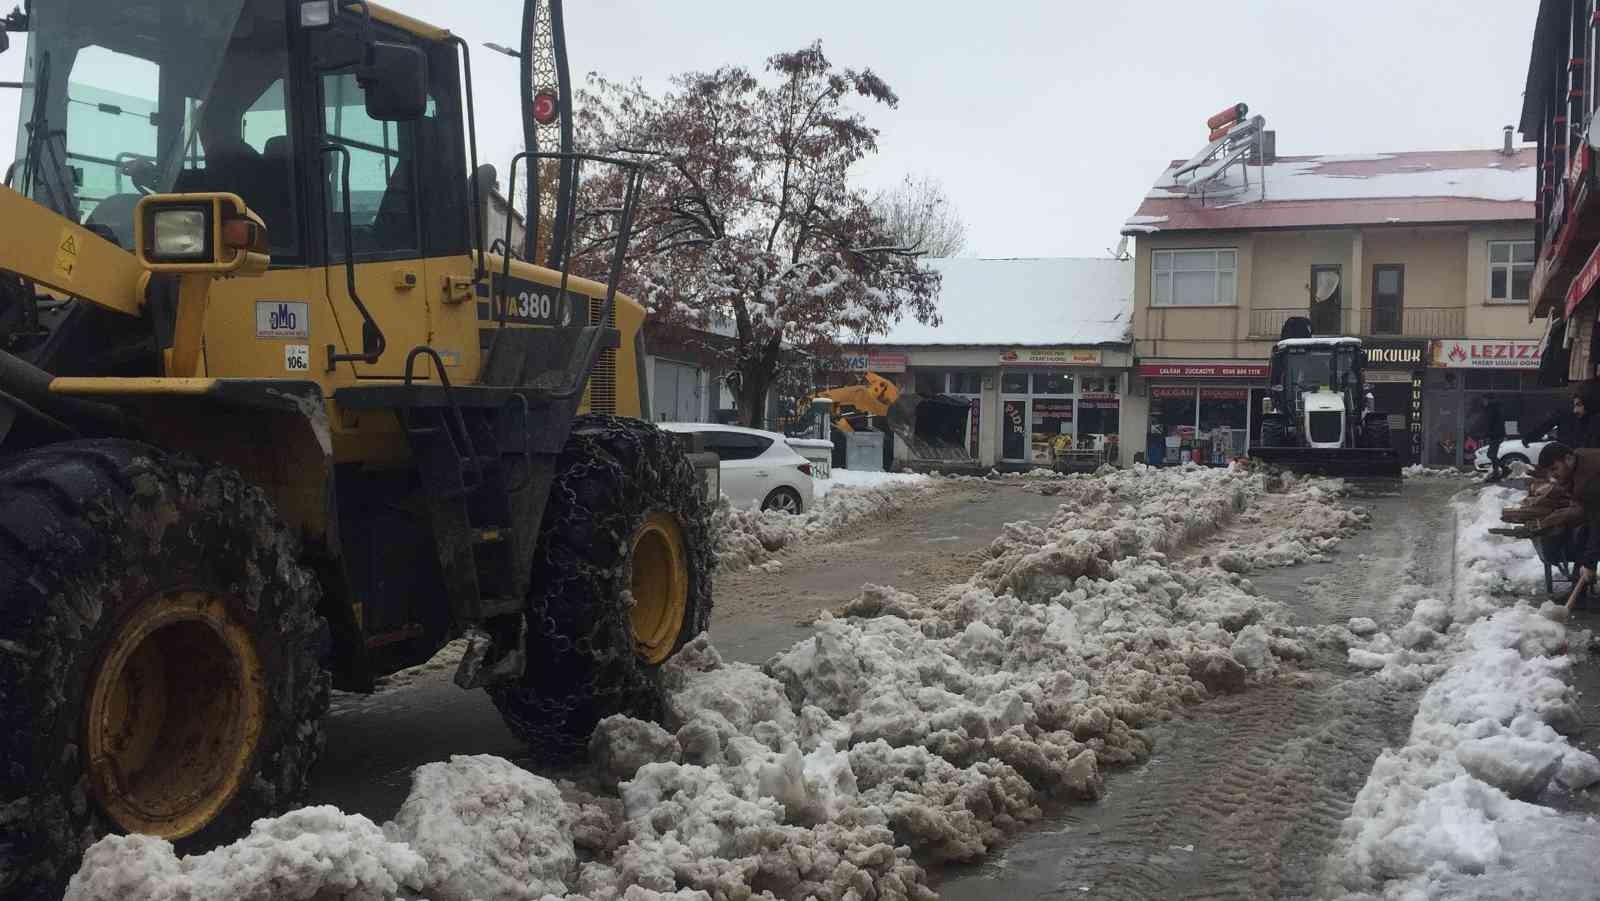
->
xmin=934 ymin=481 xmax=1458 ymax=900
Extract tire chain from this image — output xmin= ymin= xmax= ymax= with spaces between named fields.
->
xmin=488 ymin=416 xmax=715 ymax=762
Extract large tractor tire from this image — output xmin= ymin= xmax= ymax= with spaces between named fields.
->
xmin=0 ymin=440 xmax=328 ymax=899
xmin=488 ymin=416 xmax=714 ymax=761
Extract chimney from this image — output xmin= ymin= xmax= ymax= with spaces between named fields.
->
xmin=1502 ymin=125 xmax=1515 ymax=155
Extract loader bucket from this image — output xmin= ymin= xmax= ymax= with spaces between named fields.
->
xmin=1248 ymin=446 xmax=1402 ymax=494
xmin=886 ymin=392 xmax=976 ymax=466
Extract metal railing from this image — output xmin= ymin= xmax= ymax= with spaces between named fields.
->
xmin=1247 ymin=307 xmax=1464 ymax=339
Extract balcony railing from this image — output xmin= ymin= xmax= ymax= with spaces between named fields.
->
xmin=1248 ymin=307 xmax=1464 ymax=339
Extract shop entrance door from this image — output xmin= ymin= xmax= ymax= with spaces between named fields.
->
xmin=1002 ymin=399 xmax=1028 ymax=461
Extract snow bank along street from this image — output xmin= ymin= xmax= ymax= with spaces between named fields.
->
xmin=714 ymin=469 xmax=936 ymax=572
xmin=1331 ymin=486 xmax=1600 ymax=898
xmin=66 ymin=464 xmax=1391 ymax=900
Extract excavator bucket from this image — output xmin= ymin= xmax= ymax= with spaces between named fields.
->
xmin=886 ymin=393 xmax=976 ymax=466
xmin=1248 ymin=446 xmax=1402 ymax=493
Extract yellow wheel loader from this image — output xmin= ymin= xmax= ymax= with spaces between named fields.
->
xmin=0 ymin=1 xmax=717 ymax=895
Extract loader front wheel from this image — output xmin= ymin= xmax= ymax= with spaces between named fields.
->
xmin=488 ymin=416 xmax=714 ymax=762
xmin=0 ymin=441 xmax=328 ymax=900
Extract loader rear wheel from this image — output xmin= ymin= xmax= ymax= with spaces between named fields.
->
xmin=0 ymin=440 xmax=328 ymax=900
xmin=488 ymin=416 xmax=714 ymax=762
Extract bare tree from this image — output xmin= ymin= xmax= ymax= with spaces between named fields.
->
xmin=571 ymin=42 xmax=942 ymax=428
xmin=870 ymin=173 xmax=968 ymax=258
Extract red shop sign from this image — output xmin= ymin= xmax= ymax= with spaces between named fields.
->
xmin=1150 ymin=385 xmax=1198 ymax=399
xmin=1137 ymin=362 xmax=1269 ymax=379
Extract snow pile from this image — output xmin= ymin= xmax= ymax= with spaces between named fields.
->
xmin=1402 ymin=464 xmax=1471 ymax=480
xmin=385 ymin=755 xmax=576 ymax=900
xmin=65 ymin=807 xmax=428 ymax=901
xmin=570 ymin=465 xmax=1356 ymax=897
xmin=1331 ymin=486 xmax=1600 ymax=898
xmin=970 ymin=465 xmax=1359 ymax=592
xmin=813 ymin=468 xmax=931 ymax=499
xmin=70 ymin=465 xmax=1366 ymax=901
xmin=713 ymin=477 xmax=941 ymax=571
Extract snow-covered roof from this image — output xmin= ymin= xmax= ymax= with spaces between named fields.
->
xmin=872 ymin=257 xmax=1133 ymax=347
xmin=1277 ymin=337 xmax=1363 ymax=347
xmin=1124 ymin=149 xmax=1535 ymax=235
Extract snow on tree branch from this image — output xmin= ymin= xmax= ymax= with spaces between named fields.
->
xmin=568 ymin=41 xmax=942 ymax=427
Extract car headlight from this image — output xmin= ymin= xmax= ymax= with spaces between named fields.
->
xmin=148 ymin=207 xmax=210 ymax=260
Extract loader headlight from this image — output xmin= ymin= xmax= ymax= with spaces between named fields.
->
xmin=134 ymin=193 xmax=269 ymax=275
xmin=146 ymin=206 xmax=211 ymax=262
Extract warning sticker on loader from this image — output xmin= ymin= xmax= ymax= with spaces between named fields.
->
xmin=256 ymin=301 xmax=309 ymax=338
xmin=285 ymin=344 xmax=310 ymax=372
xmin=54 ymin=229 xmax=78 ymax=280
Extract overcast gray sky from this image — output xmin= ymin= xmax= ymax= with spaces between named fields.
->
xmin=0 ymin=1 xmax=1537 ymax=258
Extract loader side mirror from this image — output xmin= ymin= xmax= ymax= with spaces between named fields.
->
xmin=358 ymin=41 xmax=427 ymax=121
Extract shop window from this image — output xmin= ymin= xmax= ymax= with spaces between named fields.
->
xmin=1488 ymin=241 xmax=1534 ymax=303
xmin=914 ymin=370 xmax=947 ymax=395
xmin=949 ymin=371 xmax=984 ymax=394
xmin=1029 ymin=398 xmax=1075 ymax=464
xmin=1149 ymin=386 xmax=1197 ymax=465
xmin=1465 ymin=370 xmax=1521 ymax=391
xmin=1078 ymin=398 xmax=1121 ymax=444
xmin=1199 ymin=388 xmax=1249 ymax=465
xmin=1001 ymin=372 xmax=1030 ymax=394
xmin=1080 ymin=374 xmax=1120 ymax=396
xmin=1033 ymin=370 xmax=1074 ymax=395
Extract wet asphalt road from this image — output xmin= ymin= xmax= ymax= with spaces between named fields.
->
xmin=306 ymin=481 xmax=1067 ymax=822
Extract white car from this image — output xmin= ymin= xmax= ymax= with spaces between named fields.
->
xmin=658 ymin=422 xmax=814 ymax=513
xmin=1473 ymin=437 xmax=1549 ymax=472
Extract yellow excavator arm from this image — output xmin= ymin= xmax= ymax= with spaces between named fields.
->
xmin=800 ymin=372 xmax=901 ymax=431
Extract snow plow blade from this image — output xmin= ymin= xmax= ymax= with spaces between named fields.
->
xmin=886 ymin=392 xmax=977 ymax=467
xmin=1248 ymin=446 xmax=1402 ymax=487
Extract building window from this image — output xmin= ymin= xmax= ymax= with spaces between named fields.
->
xmin=1371 ymin=265 xmax=1404 ymax=335
xmin=1488 ymin=240 xmax=1534 ymax=303
xmin=1152 ymin=249 xmax=1237 ymax=307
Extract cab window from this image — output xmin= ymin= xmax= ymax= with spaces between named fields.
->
xmin=320 ymin=71 xmax=421 ymax=257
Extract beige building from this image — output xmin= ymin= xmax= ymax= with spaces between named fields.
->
xmin=1121 ymin=136 xmax=1552 ymax=468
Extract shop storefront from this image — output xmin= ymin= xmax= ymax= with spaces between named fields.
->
xmin=863 ymin=344 xmax=1131 ymax=469
xmin=1360 ymin=339 xmax=1428 ymax=467
xmin=997 ymin=350 xmax=1123 ymax=468
xmin=1136 ymin=362 xmax=1269 ymax=465
xmin=1423 ymin=337 xmax=1566 ymax=467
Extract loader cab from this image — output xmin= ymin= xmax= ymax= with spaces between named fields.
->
xmin=10 ymin=0 xmax=468 ymax=265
